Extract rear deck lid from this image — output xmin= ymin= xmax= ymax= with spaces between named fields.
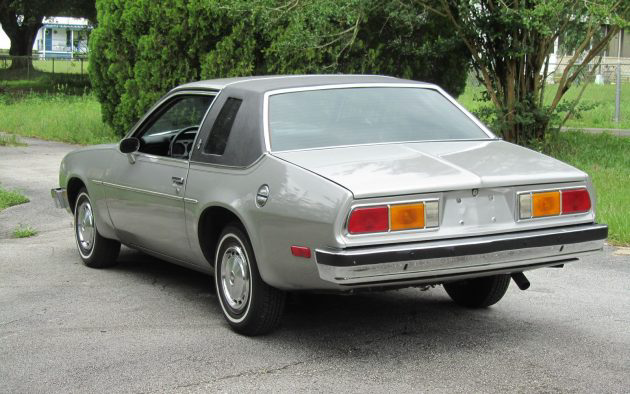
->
xmin=273 ymin=140 xmax=587 ymax=198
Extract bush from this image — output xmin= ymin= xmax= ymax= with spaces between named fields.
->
xmin=90 ymin=0 xmax=470 ymax=135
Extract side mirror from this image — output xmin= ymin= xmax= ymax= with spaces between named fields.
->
xmin=119 ymin=137 xmax=140 ymax=164
xmin=119 ymin=137 xmax=140 ymax=154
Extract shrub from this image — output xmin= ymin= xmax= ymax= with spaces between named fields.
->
xmin=90 ymin=0 xmax=470 ymax=135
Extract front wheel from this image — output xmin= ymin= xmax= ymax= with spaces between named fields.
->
xmin=214 ymin=224 xmax=285 ymax=336
xmin=443 ymin=274 xmax=511 ymax=308
xmin=74 ymin=188 xmax=120 ymax=268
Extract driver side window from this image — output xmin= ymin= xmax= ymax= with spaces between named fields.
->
xmin=137 ymin=94 xmax=214 ymax=157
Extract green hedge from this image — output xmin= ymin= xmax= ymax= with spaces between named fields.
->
xmin=90 ymin=0 xmax=470 ymax=135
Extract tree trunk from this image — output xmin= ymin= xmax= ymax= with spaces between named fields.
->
xmin=7 ymin=24 xmax=41 ymax=70
xmin=0 ymin=6 xmax=43 ymax=70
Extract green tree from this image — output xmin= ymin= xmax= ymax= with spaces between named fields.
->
xmin=90 ymin=0 xmax=470 ymax=135
xmin=418 ymin=0 xmax=629 ymax=145
xmin=0 ymin=0 xmax=96 ymax=69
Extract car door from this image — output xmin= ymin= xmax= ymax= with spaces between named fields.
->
xmin=106 ymin=92 xmax=215 ymax=262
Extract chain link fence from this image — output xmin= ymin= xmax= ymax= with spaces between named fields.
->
xmin=0 ymin=55 xmax=89 ymax=79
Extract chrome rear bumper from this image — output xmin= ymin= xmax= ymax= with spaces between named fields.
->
xmin=315 ymin=224 xmax=607 ymax=287
xmin=50 ymin=188 xmax=70 ymax=211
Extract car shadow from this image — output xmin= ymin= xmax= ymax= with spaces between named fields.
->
xmin=109 ymin=247 xmax=546 ymax=354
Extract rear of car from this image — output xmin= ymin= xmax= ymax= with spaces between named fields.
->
xmin=265 ymin=83 xmax=607 ymax=290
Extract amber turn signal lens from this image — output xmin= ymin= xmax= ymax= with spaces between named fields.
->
xmin=390 ymin=203 xmax=425 ymax=231
xmin=532 ymin=191 xmax=561 ymax=217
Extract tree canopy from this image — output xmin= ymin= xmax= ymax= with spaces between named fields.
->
xmin=419 ymin=0 xmax=630 ymax=144
xmin=89 ymin=0 xmax=471 ymax=135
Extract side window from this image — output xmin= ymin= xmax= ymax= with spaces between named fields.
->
xmin=143 ymin=96 xmax=213 ymax=139
xmin=204 ymin=98 xmax=242 ymax=155
xmin=137 ymin=95 xmax=214 ymax=157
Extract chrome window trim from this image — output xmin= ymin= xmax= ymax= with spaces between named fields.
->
xmin=515 ymin=186 xmax=592 ymax=222
xmin=262 ymin=83 xmax=497 ymax=152
xmin=269 ymin=138 xmax=501 ymax=154
xmin=189 ymin=152 xmax=267 ymax=170
xmin=123 ymin=90 xmax=219 ymax=155
xmin=224 ymin=74 xmax=396 ymax=89
xmin=133 ymin=152 xmax=190 ymax=165
xmin=343 ymin=197 xmax=441 ymax=237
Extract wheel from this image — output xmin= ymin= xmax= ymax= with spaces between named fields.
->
xmin=214 ymin=223 xmax=286 ymax=336
xmin=443 ymin=274 xmax=511 ymax=308
xmin=74 ymin=188 xmax=120 ymax=268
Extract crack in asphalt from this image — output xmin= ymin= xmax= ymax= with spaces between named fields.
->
xmin=162 ymin=359 xmax=311 ymax=392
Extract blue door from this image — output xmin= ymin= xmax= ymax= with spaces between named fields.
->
xmin=45 ymin=29 xmax=52 ymax=51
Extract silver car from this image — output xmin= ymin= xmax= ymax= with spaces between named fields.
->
xmin=52 ymin=75 xmax=608 ymax=335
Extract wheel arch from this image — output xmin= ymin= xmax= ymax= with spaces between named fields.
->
xmin=197 ymin=205 xmax=252 ymax=268
xmin=67 ymin=176 xmax=87 ymax=213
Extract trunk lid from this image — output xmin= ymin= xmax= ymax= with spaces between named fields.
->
xmin=273 ymin=140 xmax=587 ymax=198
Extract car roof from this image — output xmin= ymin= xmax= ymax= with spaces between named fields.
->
xmin=174 ymin=74 xmax=433 ymax=94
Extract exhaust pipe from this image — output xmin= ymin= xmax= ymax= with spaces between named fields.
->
xmin=511 ymin=272 xmax=530 ymax=290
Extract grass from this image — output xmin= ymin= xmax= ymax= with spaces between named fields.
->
xmin=0 ymin=187 xmax=29 ymax=211
xmin=457 ymin=83 xmax=630 ymax=130
xmin=0 ymin=134 xmax=26 ymax=146
xmin=550 ymin=131 xmax=630 ymax=245
xmin=12 ymin=225 xmax=38 ymax=238
xmin=0 ymin=93 xmax=118 ymax=145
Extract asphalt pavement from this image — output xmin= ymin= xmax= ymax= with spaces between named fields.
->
xmin=1 ymin=136 xmax=629 ymax=393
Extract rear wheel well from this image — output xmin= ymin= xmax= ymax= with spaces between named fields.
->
xmin=198 ymin=206 xmax=244 ymax=267
xmin=67 ymin=178 xmax=86 ymax=213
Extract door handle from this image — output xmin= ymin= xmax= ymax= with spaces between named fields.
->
xmin=172 ymin=176 xmax=185 ymax=186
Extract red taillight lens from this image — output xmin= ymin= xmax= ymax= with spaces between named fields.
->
xmin=562 ymin=188 xmax=591 ymax=214
xmin=348 ymin=206 xmax=389 ymax=234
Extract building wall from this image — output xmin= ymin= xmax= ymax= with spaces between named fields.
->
xmin=0 ymin=23 xmax=11 ymax=50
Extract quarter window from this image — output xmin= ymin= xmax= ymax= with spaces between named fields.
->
xmin=204 ymin=98 xmax=242 ymax=155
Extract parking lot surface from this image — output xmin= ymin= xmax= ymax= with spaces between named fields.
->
xmin=1 ymin=138 xmax=629 ymax=393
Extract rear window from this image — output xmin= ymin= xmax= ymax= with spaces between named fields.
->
xmin=268 ymin=87 xmax=489 ymax=151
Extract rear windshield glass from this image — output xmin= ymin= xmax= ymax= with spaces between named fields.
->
xmin=268 ymin=87 xmax=489 ymax=151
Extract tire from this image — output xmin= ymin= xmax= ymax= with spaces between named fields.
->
xmin=74 ymin=188 xmax=120 ymax=268
xmin=443 ymin=274 xmax=511 ymax=308
xmin=214 ymin=223 xmax=286 ymax=336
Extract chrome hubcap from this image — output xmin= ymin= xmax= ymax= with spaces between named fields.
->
xmin=220 ymin=245 xmax=250 ymax=311
xmin=77 ymin=199 xmax=95 ymax=252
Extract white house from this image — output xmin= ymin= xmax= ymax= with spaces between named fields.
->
xmin=544 ymin=27 xmax=629 ymax=83
xmin=0 ymin=16 xmax=92 ymax=58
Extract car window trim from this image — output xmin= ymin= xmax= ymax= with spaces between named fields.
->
xmin=122 ymin=90 xmax=218 ymax=162
xmin=124 ymin=90 xmax=218 ymax=140
xmin=262 ymin=83 xmax=497 ymax=152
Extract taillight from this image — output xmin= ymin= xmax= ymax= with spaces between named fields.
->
xmin=347 ymin=206 xmax=388 ymax=234
xmin=562 ymin=188 xmax=591 ymax=214
xmin=519 ymin=188 xmax=591 ymax=219
xmin=391 ymin=203 xmax=424 ymax=231
xmin=347 ymin=200 xmax=439 ymax=235
xmin=533 ymin=191 xmax=561 ymax=217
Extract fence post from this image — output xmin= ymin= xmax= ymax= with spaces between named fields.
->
xmin=27 ymin=56 xmax=30 ymax=80
xmin=615 ymin=63 xmax=621 ymax=123
xmin=81 ymin=58 xmax=84 ymax=75
xmin=52 ymin=57 xmax=55 ymax=75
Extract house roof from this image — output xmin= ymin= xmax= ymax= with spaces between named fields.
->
xmin=174 ymin=75 xmax=430 ymax=94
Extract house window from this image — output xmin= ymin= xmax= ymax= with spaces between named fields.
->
xmin=66 ymin=30 xmax=71 ymax=47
